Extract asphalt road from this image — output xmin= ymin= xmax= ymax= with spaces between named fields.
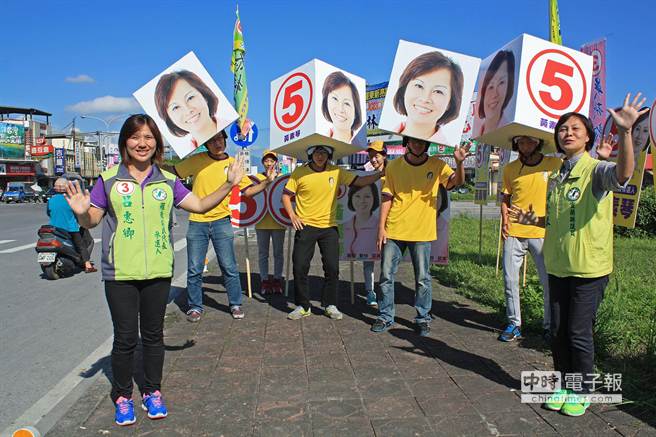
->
xmin=0 ymin=202 xmax=191 ymax=434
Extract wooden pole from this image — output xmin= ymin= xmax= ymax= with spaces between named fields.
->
xmin=478 ymin=204 xmax=484 ymax=264
xmin=284 ymin=227 xmax=292 ymax=297
xmin=522 ymin=254 xmax=528 ymax=288
xmin=495 ymin=216 xmax=503 ymax=276
xmin=350 ymin=261 xmax=355 ymax=305
xmin=244 ymin=228 xmax=252 ymax=298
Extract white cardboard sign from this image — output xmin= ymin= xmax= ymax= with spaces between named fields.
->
xmin=269 ymin=59 xmax=367 ymax=160
xmin=133 ymin=51 xmax=238 ymax=159
xmin=379 ymin=40 xmax=481 ymax=147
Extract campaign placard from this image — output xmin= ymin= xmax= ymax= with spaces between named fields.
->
xmin=270 ymin=59 xmax=367 ymax=160
xmin=379 ymin=40 xmax=480 ymax=147
xmin=474 ymin=34 xmax=593 ymax=152
xmin=134 ymin=51 xmax=238 ymax=158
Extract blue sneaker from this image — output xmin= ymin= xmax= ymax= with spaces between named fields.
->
xmin=366 ymin=291 xmax=378 ymax=307
xmin=115 ymin=396 xmax=136 ymax=426
xmin=142 ymin=390 xmax=168 ymax=419
xmin=371 ymin=319 xmax=393 ymax=333
xmin=498 ymin=323 xmax=521 ymax=342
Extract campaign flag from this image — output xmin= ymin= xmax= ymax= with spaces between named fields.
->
xmin=580 ymin=39 xmax=606 ymax=151
xmin=231 ymin=6 xmax=250 ymax=135
xmin=549 ymin=0 xmax=563 ymax=45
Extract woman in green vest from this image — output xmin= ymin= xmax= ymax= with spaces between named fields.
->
xmin=64 ymin=114 xmax=245 ymax=426
xmin=510 ymin=93 xmax=647 ymax=417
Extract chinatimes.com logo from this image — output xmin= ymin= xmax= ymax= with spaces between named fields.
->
xmin=520 ymin=371 xmax=623 ymax=404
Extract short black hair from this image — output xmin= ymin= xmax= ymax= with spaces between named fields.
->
xmin=553 ymin=112 xmax=595 ymax=153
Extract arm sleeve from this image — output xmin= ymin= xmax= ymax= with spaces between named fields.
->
xmin=89 ymin=176 xmax=108 ymax=210
xmin=439 ymin=160 xmax=455 ymax=186
xmin=284 ymin=171 xmax=298 ymax=194
xmin=501 ymin=166 xmax=512 ymax=195
xmin=174 ymin=155 xmax=197 ymax=179
xmin=173 ymin=179 xmax=192 ymax=207
xmin=591 ymin=161 xmax=627 ymax=200
xmin=338 ymin=169 xmax=357 ymax=186
xmin=381 ymin=172 xmax=393 ymax=197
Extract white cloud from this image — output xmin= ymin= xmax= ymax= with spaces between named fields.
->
xmin=67 ymin=96 xmax=141 ymax=114
xmin=65 ymin=74 xmax=95 ymax=83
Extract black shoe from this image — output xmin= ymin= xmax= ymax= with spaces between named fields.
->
xmin=542 ymin=329 xmax=552 ymax=344
xmin=371 ymin=319 xmax=393 ymax=333
xmin=416 ymin=322 xmax=430 ymax=337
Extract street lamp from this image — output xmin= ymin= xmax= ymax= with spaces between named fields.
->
xmin=81 ymin=114 xmax=129 ymax=170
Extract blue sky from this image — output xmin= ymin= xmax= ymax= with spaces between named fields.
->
xmin=2 ymin=0 xmax=655 ymax=158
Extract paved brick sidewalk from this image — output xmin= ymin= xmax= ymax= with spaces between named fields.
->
xmin=47 ymin=238 xmax=653 ymax=436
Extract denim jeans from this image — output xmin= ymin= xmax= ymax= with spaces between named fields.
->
xmin=502 ymin=237 xmax=550 ymax=329
xmin=186 ymin=218 xmax=242 ymax=312
xmin=378 ymin=239 xmax=432 ymax=324
xmin=362 ymin=261 xmax=374 ymax=293
xmin=256 ymin=229 xmax=285 ymax=280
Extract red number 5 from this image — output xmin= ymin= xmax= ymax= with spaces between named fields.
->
xmin=282 ymin=80 xmax=304 ymax=124
xmin=539 ymin=59 xmax=573 ymax=111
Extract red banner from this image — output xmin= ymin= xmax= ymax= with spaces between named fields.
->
xmin=30 ymin=144 xmax=54 ymax=156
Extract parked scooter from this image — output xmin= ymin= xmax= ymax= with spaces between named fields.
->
xmin=35 ymin=226 xmax=94 ymax=280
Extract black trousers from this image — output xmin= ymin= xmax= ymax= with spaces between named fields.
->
xmin=105 ymin=278 xmax=170 ymax=402
xmin=548 ymin=274 xmax=608 ymax=393
xmin=292 ymin=226 xmax=339 ymax=310
xmin=70 ymin=229 xmax=90 ymax=262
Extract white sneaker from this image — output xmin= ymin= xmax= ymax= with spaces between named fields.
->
xmin=287 ymin=305 xmax=311 ymax=320
xmin=324 ymin=305 xmax=343 ymax=320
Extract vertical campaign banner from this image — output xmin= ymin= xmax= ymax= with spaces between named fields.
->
xmin=603 ymin=109 xmax=651 ymax=227
xmin=651 ymin=100 xmax=656 ymax=187
xmin=580 ymin=39 xmax=607 ymax=153
xmin=379 ymin=40 xmax=481 ymax=146
xmin=366 ymin=82 xmax=387 ymax=136
xmin=496 ymin=148 xmax=517 ymax=206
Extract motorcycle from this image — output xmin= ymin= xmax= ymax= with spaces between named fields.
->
xmin=35 ymin=225 xmax=94 ymax=280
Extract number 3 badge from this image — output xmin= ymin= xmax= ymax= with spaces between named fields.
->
xmin=115 ymin=181 xmax=135 ymax=196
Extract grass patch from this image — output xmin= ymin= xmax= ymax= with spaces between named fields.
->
xmin=432 ymin=214 xmax=656 ymax=415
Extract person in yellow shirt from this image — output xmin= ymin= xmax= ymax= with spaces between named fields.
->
xmin=282 ymin=145 xmax=382 ymax=320
xmin=173 ymin=131 xmax=274 ymax=322
xmin=373 ymin=136 xmax=467 ymax=336
xmin=255 ymin=150 xmax=285 ymax=294
xmin=498 ymin=135 xmax=562 ymax=343
xmin=510 ymin=93 xmax=645 ymax=417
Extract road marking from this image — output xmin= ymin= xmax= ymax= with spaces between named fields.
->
xmin=0 ymin=239 xmax=101 ymax=254
xmin=0 ymin=240 xmax=16 ymax=244
xmin=2 ymin=249 xmax=193 ymax=437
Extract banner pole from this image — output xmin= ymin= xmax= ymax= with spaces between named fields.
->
xmin=495 ymin=216 xmax=503 ymax=276
xmin=350 ymin=261 xmax=355 ymax=305
xmin=244 ymin=227 xmax=252 ymax=298
xmin=522 ymin=254 xmax=528 ymax=288
xmin=478 ymin=204 xmax=483 ymax=264
xmin=284 ymin=227 xmax=292 ymax=297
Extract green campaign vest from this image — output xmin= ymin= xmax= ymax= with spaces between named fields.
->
xmin=544 ymin=152 xmax=613 ymax=278
xmin=102 ymin=165 xmax=176 ymax=280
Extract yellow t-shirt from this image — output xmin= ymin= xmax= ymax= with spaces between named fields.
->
xmin=502 ymin=156 xmax=562 ymax=239
xmin=175 ymin=153 xmax=253 ymax=222
xmin=285 ymin=163 xmax=356 ymax=228
xmin=382 ymin=155 xmax=454 ymax=242
xmin=254 ymin=173 xmax=284 ymax=230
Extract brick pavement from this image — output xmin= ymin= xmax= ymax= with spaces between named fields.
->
xmin=46 ymin=238 xmax=654 ymax=436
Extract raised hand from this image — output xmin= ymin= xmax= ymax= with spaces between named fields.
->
xmin=596 ymin=133 xmax=617 ymax=160
xmin=607 ymin=92 xmax=649 ymax=132
xmin=454 ymin=142 xmax=471 ymax=164
xmin=507 ymin=204 xmax=539 ymax=226
xmin=64 ymin=180 xmax=91 ymax=215
xmin=265 ymin=165 xmax=278 ymax=182
xmin=227 ymin=154 xmax=245 ymax=186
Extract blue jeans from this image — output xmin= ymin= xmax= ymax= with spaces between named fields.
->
xmin=186 ymin=218 xmax=242 ymax=312
xmin=256 ymin=229 xmax=285 ymax=280
xmin=378 ymin=239 xmax=432 ymax=325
